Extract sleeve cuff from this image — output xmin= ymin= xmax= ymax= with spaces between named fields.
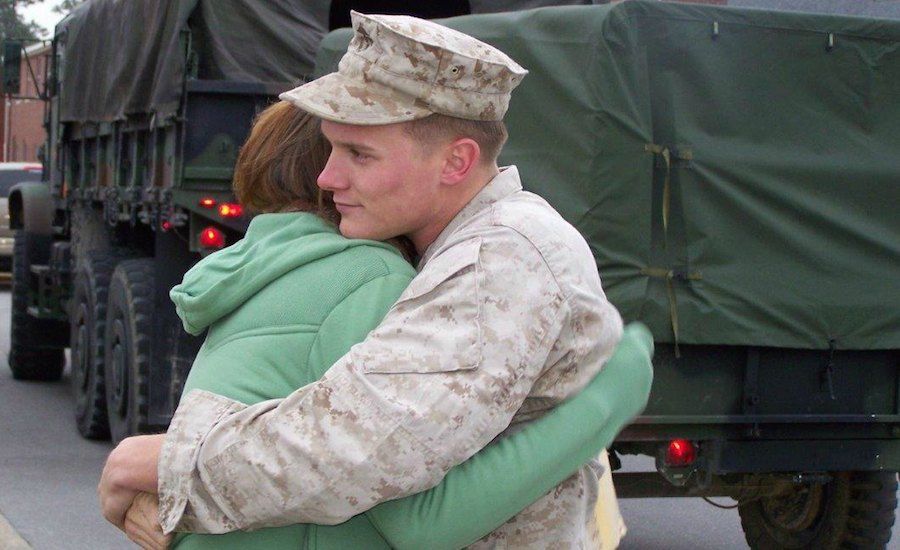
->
xmin=157 ymin=390 xmax=245 ymax=534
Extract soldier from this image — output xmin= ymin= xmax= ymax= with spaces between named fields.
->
xmin=100 ymin=11 xmax=624 ymax=547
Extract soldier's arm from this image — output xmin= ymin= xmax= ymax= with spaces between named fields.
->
xmin=154 ymin=270 xmax=415 ymax=535
xmin=366 ymin=323 xmax=654 ymax=550
xmin=157 ymin=232 xmax=614 ymax=534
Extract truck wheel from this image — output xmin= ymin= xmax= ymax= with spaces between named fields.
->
xmin=8 ymin=230 xmax=66 ymax=381
xmin=104 ymin=258 xmax=155 ymax=444
xmin=70 ymin=251 xmax=129 ymax=439
xmin=739 ymin=472 xmax=898 ymax=549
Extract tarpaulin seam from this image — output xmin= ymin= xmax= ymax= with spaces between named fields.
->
xmin=629 ymin=13 xmax=900 ymax=43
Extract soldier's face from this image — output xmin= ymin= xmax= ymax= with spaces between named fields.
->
xmin=318 ymin=120 xmax=445 ymax=250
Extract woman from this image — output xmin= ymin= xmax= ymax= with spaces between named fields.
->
xmin=125 ymin=100 xmax=654 ymax=549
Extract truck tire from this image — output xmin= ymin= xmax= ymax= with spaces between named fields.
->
xmin=104 ymin=258 xmax=155 ymax=444
xmin=70 ymin=250 xmax=130 ymax=439
xmin=8 ymin=230 xmax=66 ymax=381
xmin=739 ymin=472 xmax=898 ymax=549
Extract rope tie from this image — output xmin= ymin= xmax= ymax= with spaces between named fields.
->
xmin=644 ymin=144 xmax=696 ymax=357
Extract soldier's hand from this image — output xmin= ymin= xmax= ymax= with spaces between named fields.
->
xmin=98 ymin=434 xmax=165 ymax=529
xmin=98 ymin=478 xmax=138 ymax=530
xmin=125 ymin=492 xmax=171 ymax=550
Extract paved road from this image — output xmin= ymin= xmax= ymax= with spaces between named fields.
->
xmin=0 ymin=288 xmax=123 ymax=549
xmin=1 ymin=288 xmax=898 ymax=549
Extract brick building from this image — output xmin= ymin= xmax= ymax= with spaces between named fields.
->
xmin=3 ymin=42 xmax=51 ymax=162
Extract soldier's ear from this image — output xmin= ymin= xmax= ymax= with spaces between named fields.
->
xmin=439 ymin=137 xmax=480 ymax=187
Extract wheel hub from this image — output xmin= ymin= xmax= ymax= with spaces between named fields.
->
xmin=761 ymin=483 xmax=824 ymax=532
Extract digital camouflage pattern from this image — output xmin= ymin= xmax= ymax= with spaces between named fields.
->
xmin=279 ymin=11 xmax=528 ymax=124
xmin=157 ymin=167 xmax=624 ymax=547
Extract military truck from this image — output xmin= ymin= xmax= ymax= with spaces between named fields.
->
xmin=4 ymin=0 xmax=553 ymax=442
xmin=7 ymin=0 xmax=900 ymax=547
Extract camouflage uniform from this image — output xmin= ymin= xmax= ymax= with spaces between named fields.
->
xmin=158 ymin=12 xmax=624 ymax=548
xmin=279 ymin=12 xmax=528 ymax=124
xmin=158 ymin=167 xmax=623 ymax=547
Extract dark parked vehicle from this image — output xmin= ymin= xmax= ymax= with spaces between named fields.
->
xmin=6 ymin=1 xmax=899 ymax=547
xmin=0 ymin=162 xmax=42 ymax=271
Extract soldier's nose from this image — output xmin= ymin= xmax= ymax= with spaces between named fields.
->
xmin=317 ymin=155 xmax=346 ymax=191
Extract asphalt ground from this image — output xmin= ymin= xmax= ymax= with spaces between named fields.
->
xmin=1 ymin=287 xmax=898 ymax=549
xmin=0 ymin=287 xmax=124 ymax=549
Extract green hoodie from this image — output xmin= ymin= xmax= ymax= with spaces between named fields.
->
xmin=170 ymin=212 xmax=654 ymax=549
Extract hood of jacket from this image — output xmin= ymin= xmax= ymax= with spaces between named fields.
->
xmin=170 ymin=212 xmax=398 ymax=335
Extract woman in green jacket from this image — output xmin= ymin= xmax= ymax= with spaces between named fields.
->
xmin=130 ymin=101 xmax=654 ymax=549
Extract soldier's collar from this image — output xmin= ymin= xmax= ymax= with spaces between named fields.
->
xmin=419 ymin=166 xmax=522 ymax=268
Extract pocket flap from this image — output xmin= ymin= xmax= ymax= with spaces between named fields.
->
xmin=362 ymin=238 xmax=484 ymax=375
xmin=398 ymin=238 xmax=482 ymax=304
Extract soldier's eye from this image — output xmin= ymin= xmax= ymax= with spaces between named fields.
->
xmin=350 ymin=149 xmax=371 ymax=163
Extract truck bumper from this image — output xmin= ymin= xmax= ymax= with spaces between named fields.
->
xmin=613 ymin=439 xmax=900 ymax=498
xmin=718 ymin=439 xmax=900 ymax=473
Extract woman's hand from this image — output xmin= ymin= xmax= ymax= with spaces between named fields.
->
xmin=124 ymin=492 xmax=172 ymax=550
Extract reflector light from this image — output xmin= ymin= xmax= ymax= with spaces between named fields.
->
xmin=161 ymin=221 xmax=173 ymax=232
xmin=665 ymin=439 xmax=696 ymax=467
xmin=199 ymin=197 xmax=217 ymax=208
xmin=218 ymin=203 xmax=243 ymax=218
xmin=199 ymin=226 xmax=225 ymax=249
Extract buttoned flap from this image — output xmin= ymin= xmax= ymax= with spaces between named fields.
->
xmin=398 ymin=238 xmax=483 ymax=304
xmin=362 ymin=238 xmax=483 ymax=374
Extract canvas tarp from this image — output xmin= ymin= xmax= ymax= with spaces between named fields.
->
xmin=317 ymin=0 xmax=900 ymax=350
xmin=57 ymin=0 xmax=328 ymax=123
xmin=56 ymin=0 xmax=596 ymax=124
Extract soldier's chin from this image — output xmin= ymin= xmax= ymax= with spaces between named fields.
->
xmin=338 ymin=220 xmax=401 ymax=244
xmin=338 ymin=220 xmax=378 ymax=241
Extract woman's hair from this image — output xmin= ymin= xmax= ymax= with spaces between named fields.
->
xmin=233 ymin=101 xmax=337 ymax=223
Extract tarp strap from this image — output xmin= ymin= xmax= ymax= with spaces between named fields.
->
xmin=645 ymin=144 xmax=693 ymax=241
xmin=641 ymin=267 xmax=702 ymax=357
xmin=645 ymin=144 xmax=696 ymax=356
xmin=645 ymin=144 xmax=671 ymax=240
xmin=662 ymin=148 xmax=671 ymax=233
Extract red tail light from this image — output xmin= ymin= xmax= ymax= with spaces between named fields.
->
xmin=199 ymin=197 xmax=217 ymax=208
xmin=665 ymin=439 xmax=696 ymax=467
xmin=161 ymin=221 xmax=172 ymax=232
xmin=218 ymin=203 xmax=243 ymax=218
xmin=199 ymin=226 xmax=225 ymax=249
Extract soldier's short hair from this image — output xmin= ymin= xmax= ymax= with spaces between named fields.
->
xmin=403 ymin=114 xmax=508 ymax=164
xmin=232 ymin=101 xmax=337 ymax=223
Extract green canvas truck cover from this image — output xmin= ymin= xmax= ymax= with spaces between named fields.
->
xmin=317 ymin=0 xmax=900 ymax=350
xmin=55 ymin=0 xmax=594 ymax=124
xmin=57 ymin=0 xmax=328 ymax=123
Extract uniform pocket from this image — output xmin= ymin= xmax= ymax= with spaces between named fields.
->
xmin=397 ymin=238 xmax=482 ymax=304
xmin=362 ymin=238 xmax=484 ymax=374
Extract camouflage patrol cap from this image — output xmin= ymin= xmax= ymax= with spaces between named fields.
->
xmin=279 ymin=11 xmax=528 ymax=125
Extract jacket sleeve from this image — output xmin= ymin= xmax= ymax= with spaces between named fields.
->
xmin=157 ymin=271 xmax=413 ymax=534
xmin=157 ymin=231 xmax=620 ymax=534
xmin=366 ymin=323 xmax=655 ymax=550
